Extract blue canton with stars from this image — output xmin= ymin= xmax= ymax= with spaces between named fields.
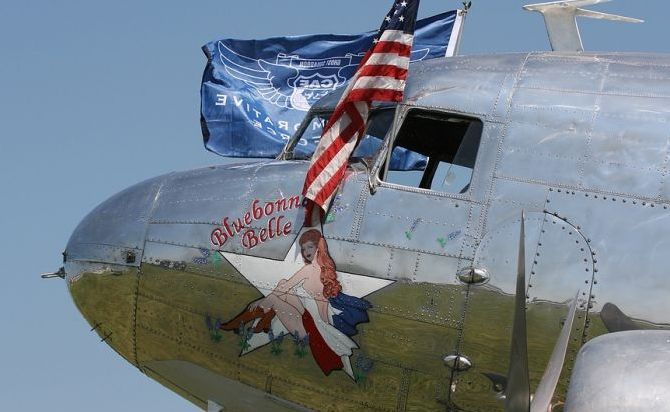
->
xmin=373 ymin=0 xmax=420 ymax=43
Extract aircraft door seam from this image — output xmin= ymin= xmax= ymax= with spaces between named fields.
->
xmin=536 ymin=209 xmax=599 ymax=373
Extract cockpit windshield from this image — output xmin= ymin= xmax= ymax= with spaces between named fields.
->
xmin=286 ymin=109 xmax=426 ymax=171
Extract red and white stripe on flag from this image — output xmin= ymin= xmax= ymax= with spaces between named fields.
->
xmin=302 ymin=1 xmax=420 ymax=216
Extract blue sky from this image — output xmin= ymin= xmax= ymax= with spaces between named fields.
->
xmin=1 ymin=0 xmax=666 ymax=410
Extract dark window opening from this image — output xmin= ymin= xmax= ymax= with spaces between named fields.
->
xmin=382 ymin=109 xmax=483 ymax=194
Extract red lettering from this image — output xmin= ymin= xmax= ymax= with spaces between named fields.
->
xmin=252 ymin=199 xmax=263 ymax=220
xmin=222 ymin=218 xmax=234 ymax=237
xmin=288 ymin=196 xmax=301 ymax=209
xmin=232 ymin=218 xmax=245 ymax=233
xmin=275 ymin=198 xmax=287 ymax=211
xmin=242 ymin=230 xmax=258 ymax=249
xmin=217 ymin=196 xmax=302 ymax=249
xmin=210 ymin=228 xmax=228 ymax=246
xmin=264 ymin=202 xmax=274 ymax=216
xmin=275 ymin=215 xmax=283 ymax=236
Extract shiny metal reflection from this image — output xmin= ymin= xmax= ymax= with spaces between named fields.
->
xmin=531 ymin=292 xmax=579 ymax=412
xmin=443 ymin=354 xmax=473 ymax=372
xmin=456 ymin=267 xmax=490 ymax=285
xmin=505 ymin=211 xmax=531 ymax=412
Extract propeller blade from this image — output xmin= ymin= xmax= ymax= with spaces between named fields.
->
xmin=505 ymin=211 xmax=531 ymax=412
xmin=530 ymin=291 xmax=580 ymax=412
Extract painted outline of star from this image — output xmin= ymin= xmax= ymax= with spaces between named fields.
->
xmin=219 ymin=228 xmax=395 ymax=359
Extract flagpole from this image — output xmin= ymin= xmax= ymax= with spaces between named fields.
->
xmin=446 ymin=1 xmax=471 ymax=57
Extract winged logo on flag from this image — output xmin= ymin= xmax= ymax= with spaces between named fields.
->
xmin=217 ymin=41 xmax=431 ymax=111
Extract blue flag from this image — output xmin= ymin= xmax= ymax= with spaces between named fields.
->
xmin=200 ymin=10 xmax=463 ymax=170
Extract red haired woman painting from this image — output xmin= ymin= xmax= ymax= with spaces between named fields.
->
xmin=221 ymin=229 xmax=371 ymax=378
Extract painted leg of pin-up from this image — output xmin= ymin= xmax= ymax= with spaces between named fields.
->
xmin=257 ymin=293 xmax=306 ymax=338
xmin=220 ymin=306 xmax=265 ymax=331
xmin=254 ymin=279 xmax=302 ymax=333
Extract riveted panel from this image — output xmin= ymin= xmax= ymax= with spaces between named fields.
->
xmin=604 ymin=63 xmax=670 ymax=97
xmin=546 ymin=189 xmax=670 ymax=327
xmin=450 ymin=212 xmax=592 ymax=410
xmin=134 ymin=258 xmax=464 ymax=411
xmin=406 ymin=54 xmax=525 ymax=118
xmin=359 ymin=185 xmax=474 ymax=257
xmin=483 ymin=178 xmax=549 ymax=236
xmin=320 ymin=171 xmax=367 ymax=241
xmin=67 ymin=174 xmax=164 ymax=265
xmin=497 ymin=85 xmax=598 ymax=187
xmin=68 ymin=265 xmax=140 ymax=366
xmin=151 ymin=161 xmax=307 ymax=229
xmin=520 ymin=54 xmax=605 ymax=93
xmin=580 ymin=92 xmax=670 ymax=197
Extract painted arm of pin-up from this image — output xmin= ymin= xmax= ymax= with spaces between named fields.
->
xmin=246 ymin=253 xmax=317 ymax=313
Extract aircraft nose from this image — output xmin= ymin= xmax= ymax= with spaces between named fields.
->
xmin=64 ymin=175 xmax=165 ymax=360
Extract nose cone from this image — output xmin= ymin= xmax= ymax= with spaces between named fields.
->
xmin=65 ymin=175 xmax=165 ymax=362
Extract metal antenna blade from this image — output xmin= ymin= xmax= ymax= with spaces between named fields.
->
xmin=505 ymin=211 xmax=531 ymax=412
xmin=530 ymin=292 xmax=580 ymax=412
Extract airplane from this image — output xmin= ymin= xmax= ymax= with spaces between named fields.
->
xmin=47 ymin=1 xmax=670 ymax=411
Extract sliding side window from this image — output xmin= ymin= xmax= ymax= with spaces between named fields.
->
xmin=381 ymin=109 xmax=483 ymax=194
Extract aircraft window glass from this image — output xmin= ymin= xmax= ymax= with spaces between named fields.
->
xmin=292 ymin=110 xmax=393 ymax=160
xmin=291 ymin=113 xmax=329 ymax=159
xmin=382 ymin=110 xmax=483 ymax=194
xmin=290 ymin=109 xmax=425 ymax=170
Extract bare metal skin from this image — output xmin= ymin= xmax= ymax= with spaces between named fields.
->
xmin=64 ymin=52 xmax=670 ymax=411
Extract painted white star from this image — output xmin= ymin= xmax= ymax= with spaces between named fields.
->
xmin=399 ymin=15 xmax=405 ymax=22
xmin=385 ymin=16 xmax=391 ymax=22
xmin=373 ymin=38 xmax=379 ymax=44
xmin=401 ymin=0 xmax=407 ymax=7
xmin=219 ymin=229 xmax=394 ymax=366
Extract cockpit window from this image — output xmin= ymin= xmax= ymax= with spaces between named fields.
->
xmin=288 ymin=109 xmax=426 ymax=171
xmin=381 ymin=109 xmax=483 ymax=194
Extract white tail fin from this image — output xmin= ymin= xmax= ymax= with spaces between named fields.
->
xmin=523 ymin=0 xmax=643 ymax=52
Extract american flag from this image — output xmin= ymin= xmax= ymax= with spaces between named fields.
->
xmin=302 ymin=0 xmax=420 ymax=217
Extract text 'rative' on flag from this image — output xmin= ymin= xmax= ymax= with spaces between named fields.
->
xmin=200 ymin=9 xmax=464 ymax=169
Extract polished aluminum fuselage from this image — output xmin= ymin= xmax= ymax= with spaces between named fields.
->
xmin=65 ymin=52 xmax=670 ymax=411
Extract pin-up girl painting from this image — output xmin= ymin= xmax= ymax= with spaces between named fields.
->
xmin=221 ymin=229 xmax=371 ymax=377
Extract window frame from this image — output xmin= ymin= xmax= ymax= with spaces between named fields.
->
xmin=370 ymin=104 xmax=484 ymax=199
xmin=278 ymin=105 xmax=397 ymax=161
